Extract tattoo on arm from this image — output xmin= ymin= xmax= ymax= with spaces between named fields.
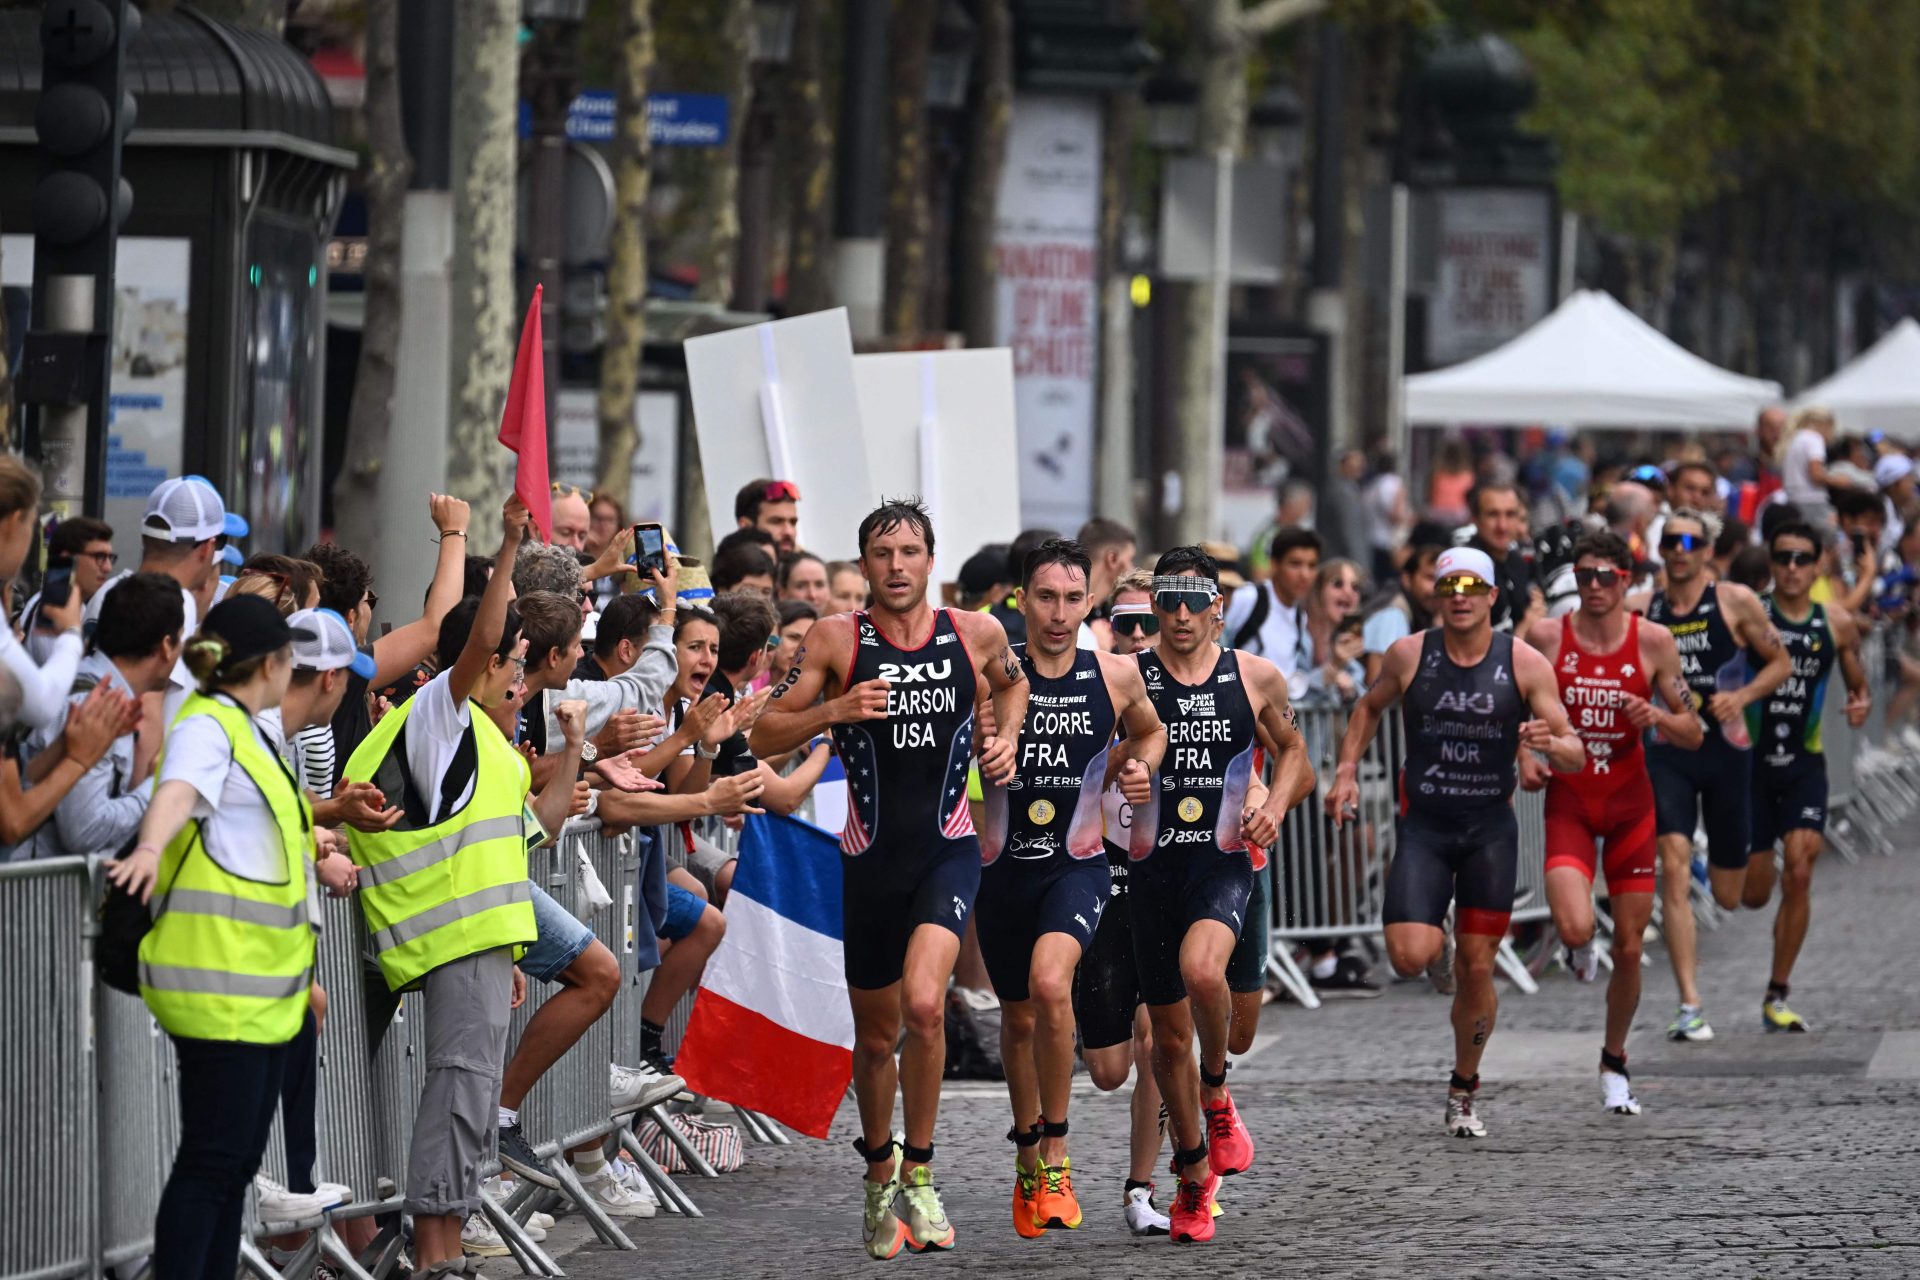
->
xmin=999 ymin=645 xmax=1024 ymax=686
xmin=768 ymin=646 xmax=806 ymax=701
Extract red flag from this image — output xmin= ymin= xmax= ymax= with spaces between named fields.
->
xmin=496 ymin=286 xmax=552 ymax=541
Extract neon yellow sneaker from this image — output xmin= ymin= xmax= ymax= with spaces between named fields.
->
xmin=1763 ymin=998 xmax=1809 ymax=1033
xmin=898 ymin=1166 xmax=956 ymax=1252
xmin=861 ymin=1152 xmax=907 ymax=1260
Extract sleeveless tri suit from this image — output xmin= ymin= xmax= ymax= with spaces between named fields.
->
xmin=1747 ymin=598 xmax=1839 ymax=850
xmin=1647 ymin=582 xmax=1751 ymax=870
xmin=1544 ymin=614 xmax=1659 ymax=896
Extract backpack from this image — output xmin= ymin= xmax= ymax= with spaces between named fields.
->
xmin=1229 ymin=583 xmax=1271 ymax=654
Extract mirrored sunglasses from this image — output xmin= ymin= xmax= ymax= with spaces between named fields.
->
xmin=1574 ymin=567 xmax=1623 ymax=589
xmin=1433 ymin=574 xmax=1493 ymax=597
xmin=1771 ymin=549 xmax=1819 ymax=568
xmin=1659 ymin=532 xmax=1703 ymax=553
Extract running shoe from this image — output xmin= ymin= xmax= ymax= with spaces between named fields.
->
xmin=1600 ymin=1067 xmax=1641 ymax=1116
xmin=1124 ymin=1184 xmax=1169 ymax=1236
xmin=1667 ymin=1004 xmax=1715 ymax=1042
xmin=576 ymin=1165 xmax=656 ymax=1219
xmin=1169 ymin=1174 xmax=1219 ymax=1244
xmin=608 ymin=1157 xmax=661 ymax=1212
xmin=497 ymin=1122 xmax=560 ymax=1190
xmin=898 ymin=1166 xmax=956 ymax=1252
xmin=1763 ymin=998 xmax=1809 ymax=1033
xmin=610 ymin=1060 xmax=685 ymax=1113
xmin=1033 ymin=1158 xmax=1082 ymax=1230
xmin=461 ymin=1212 xmax=511 ymax=1258
xmin=1310 ymin=954 xmax=1383 ymax=999
xmin=1427 ymin=931 xmax=1457 ymax=996
xmin=1565 ymin=941 xmax=1600 ymax=984
xmin=862 ymin=1154 xmax=908 ymax=1261
xmin=1444 ymin=1088 xmax=1486 ymax=1138
xmin=1010 ymin=1162 xmax=1046 ymax=1239
xmin=1203 ymin=1089 xmax=1255 ymax=1176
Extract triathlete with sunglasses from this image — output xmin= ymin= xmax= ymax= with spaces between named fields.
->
xmin=977 ymin=540 xmax=1165 ymax=1240
xmin=750 ymin=499 xmax=1029 ymax=1261
xmin=1329 ymin=547 xmax=1583 ymax=1139
xmin=1738 ymin=522 xmax=1871 ymax=1034
xmin=1641 ymin=509 xmax=1791 ymax=1045
xmin=1130 ymin=546 xmax=1313 ymax=1244
xmin=1524 ymin=532 xmax=1701 ymax=1116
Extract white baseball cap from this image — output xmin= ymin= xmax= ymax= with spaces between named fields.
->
xmin=287 ymin=607 xmax=376 ymax=678
xmin=1875 ymin=454 xmax=1914 ymax=489
xmin=1434 ymin=546 xmax=1498 ymax=586
xmin=142 ymin=475 xmax=249 ymax=543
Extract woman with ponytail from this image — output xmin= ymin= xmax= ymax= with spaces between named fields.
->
xmin=106 ymin=594 xmax=321 ymax=1280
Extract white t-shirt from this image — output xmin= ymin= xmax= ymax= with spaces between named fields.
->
xmin=404 ymin=670 xmax=477 ymax=821
xmin=1364 ymin=473 xmax=1405 ymax=551
xmin=1222 ymin=581 xmax=1307 ymax=675
xmin=162 ymin=702 xmax=300 ymax=886
xmin=1782 ymin=429 xmax=1828 ymax=506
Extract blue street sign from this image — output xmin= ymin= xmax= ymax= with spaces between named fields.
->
xmin=517 ymin=90 xmax=730 ymax=148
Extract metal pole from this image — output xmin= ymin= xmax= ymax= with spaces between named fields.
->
xmin=1202 ymin=149 xmax=1233 ymax=544
xmin=527 ymin=20 xmax=577 ymax=425
xmin=33 ymin=276 xmax=97 ymax=515
xmin=1558 ymin=209 xmax=1581 ymax=301
xmin=832 ymin=0 xmax=889 ymax=339
xmin=1386 ymin=183 xmax=1409 ymax=468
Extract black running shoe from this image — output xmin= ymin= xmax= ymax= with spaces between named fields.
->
xmin=1310 ymin=955 xmax=1383 ymax=999
xmin=498 ymin=1123 xmax=561 ymax=1189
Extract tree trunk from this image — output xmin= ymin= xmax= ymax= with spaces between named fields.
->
xmin=332 ymin=0 xmax=410 ymax=552
xmin=444 ymin=0 xmax=520 ymax=518
xmin=955 ymin=0 xmax=1012 ymax=349
xmin=783 ymin=0 xmax=836 ymax=317
xmin=597 ymin=0 xmax=654 ymax=500
xmin=881 ymin=0 xmax=935 ymax=337
xmin=692 ymin=0 xmax=752 ymax=305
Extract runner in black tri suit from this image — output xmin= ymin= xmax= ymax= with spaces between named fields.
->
xmin=1131 ymin=546 xmax=1312 ymax=1245
xmin=1740 ymin=521 xmax=1870 ymax=1034
xmin=1637 ymin=508 xmax=1790 ymax=1045
xmin=1330 ymin=547 xmax=1583 ymax=1140
xmin=751 ymin=499 xmax=1029 ymax=1261
xmin=977 ymin=539 xmax=1164 ymax=1240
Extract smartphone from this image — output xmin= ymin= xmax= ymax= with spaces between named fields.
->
xmin=630 ymin=522 xmax=668 ymax=576
xmin=36 ymin=551 xmax=73 ymax=626
xmin=1852 ymin=530 xmax=1870 ymax=557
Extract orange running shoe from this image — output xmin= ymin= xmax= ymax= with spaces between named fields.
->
xmin=1034 ymin=1158 xmax=1082 ymax=1230
xmin=1011 ymin=1162 xmax=1047 ymax=1239
xmin=1204 ymin=1088 xmax=1255 ymax=1176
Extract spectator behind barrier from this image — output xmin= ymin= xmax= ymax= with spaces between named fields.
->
xmin=712 ymin=542 xmax=776 ymax=597
xmin=734 ymin=477 xmax=801 ymax=553
xmin=0 ymin=455 xmax=86 ymax=735
xmin=826 ymin=559 xmax=868 ymax=614
xmin=17 ymin=514 xmax=114 ymax=663
xmin=778 ymin=549 xmax=831 ymax=610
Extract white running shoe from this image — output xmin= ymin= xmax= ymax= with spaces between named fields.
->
xmin=1124 ymin=1184 xmax=1170 ymax=1236
xmin=608 ymin=1156 xmax=661 ymax=1209
xmin=461 ymin=1212 xmax=511 ymax=1257
xmin=1565 ymin=941 xmax=1599 ymax=983
xmin=1667 ymin=1004 xmax=1715 ymax=1042
xmin=1600 ymin=1068 xmax=1641 ymax=1115
xmin=576 ymin=1166 xmax=657 ymax=1219
xmin=610 ymin=1060 xmax=685 ymax=1113
xmin=252 ymin=1173 xmax=338 ymax=1222
xmin=1444 ymin=1089 xmax=1487 ymax=1138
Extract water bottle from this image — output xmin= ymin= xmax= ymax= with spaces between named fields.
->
xmin=1715 ymin=655 xmax=1751 ymax=749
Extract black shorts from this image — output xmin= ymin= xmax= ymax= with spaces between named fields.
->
xmin=1750 ymin=760 xmax=1828 ymax=852
xmin=1386 ymin=806 xmax=1518 ymax=937
xmin=1650 ymin=741 xmax=1752 ymax=870
xmin=1129 ymin=850 xmax=1254 ymax=1008
xmin=976 ymin=855 xmax=1111 ymax=1003
xmin=841 ymin=836 xmax=982 ymax=990
xmin=1225 ymin=863 xmax=1271 ymax=995
xmin=1071 ymin=858 xmax=1138 ymax=1051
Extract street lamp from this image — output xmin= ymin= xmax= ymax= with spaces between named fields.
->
xmin=925 ymin=0 xmax=976 ymax=111
xmin=751 ymin=0 xmax=796 ymax=65
xmin=1142 ymin=77 xmax=1196 ymax=152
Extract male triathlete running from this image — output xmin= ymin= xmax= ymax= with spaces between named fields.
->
xmin=1738 ymin=521 xmax=1871 ymax=1033
xmin=1524 ymin=531 xmax=1701 ymax=1116
xmin=977 ymin=539 xmax=1165 ymax=1240
xmin=1329 ymin=547 xmax=1583 ymax=1139
xmin=1132 ymin=546 xmax=1313 ymax=1245
xmin=1641 ymin=508 xmax=1791 ymax=1044
xmin=750 ymin=498 xmax=1028 ymax=1261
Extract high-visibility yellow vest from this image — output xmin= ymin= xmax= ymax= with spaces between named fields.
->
xmin=342 ymin=689 xmax=536 ymax=992
xmin=138 ymin=694 xmax=317 ymax=1044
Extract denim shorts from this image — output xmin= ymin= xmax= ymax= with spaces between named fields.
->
xmin=660 ymin=883 xmax=706 ymax=943
xmin=519 ymin=882 xmax=596 ymax=984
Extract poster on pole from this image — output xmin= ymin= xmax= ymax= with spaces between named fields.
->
xmin=853 ymin=349 xmax=1021 ymax=580
xmin=550 ymin=388 xmax=679 ymax=526
xmin=1427 ymin=188 xmax=1553 ymax=366
xmin=3 ymin=235 xmax=189 ymax=549
xmin=992 ymin=94 xmax=1103 ymax=533
xmin=684 ymin=308 xmax=873 ymax=561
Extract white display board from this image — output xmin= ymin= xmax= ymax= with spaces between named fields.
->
xmin=1428 ymin=188 xmax=1553 ymax=366
xmin=684 ymin=307 xmax=872 ymax=560
xmin=852 ymin=349 xmax=1022 ymax=575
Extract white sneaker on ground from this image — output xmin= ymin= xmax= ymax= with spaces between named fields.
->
xmin=1444 ymin=1089 xmax=1487 ymax=1138
xmin=253 ymin=1173 xmax=338 ymax=1221
xmin=482 ymin=1175 xmax=556 ymax=1233
xmin=608 ymin=1156 xmax=660 ymax=1208
xmin=1124 ymin=1184 xmax=1170 ymax=1236
xmin=610 ymin=1060 xmax=685 ymax=1113
xmin=1565 ymin=941 xmax=1599 ymax=983
xmin=461 ymin=1212 xmax=511 ymax=1257
xmin=576 ymin=1165 xmax=657 ymax=1219
xmin=1600 ymin=1068 xmax=1641 ymax=1115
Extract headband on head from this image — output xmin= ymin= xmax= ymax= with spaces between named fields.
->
xmin=1152 ymin=575 xmax=1219 ymax=599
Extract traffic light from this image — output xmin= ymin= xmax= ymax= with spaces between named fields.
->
xmin=33 ymin=0 xmax=139 ymax=272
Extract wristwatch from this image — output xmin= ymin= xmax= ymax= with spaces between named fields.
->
xmin=580 ymin=741 xmax=599 ymax=765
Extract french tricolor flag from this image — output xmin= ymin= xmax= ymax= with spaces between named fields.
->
xmin=674 ymin=813 xmax=851 ymax=1140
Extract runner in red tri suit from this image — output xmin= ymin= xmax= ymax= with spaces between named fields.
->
xmin=1525 ymin=532 xmax=1701 ymax=1116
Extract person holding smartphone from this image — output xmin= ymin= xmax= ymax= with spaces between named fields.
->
xmin=19 ymin=516 xmax=115 ymax=663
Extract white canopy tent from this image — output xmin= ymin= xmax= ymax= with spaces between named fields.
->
xmin=1404 ymin=289 xmax=1782 ymax=431
xmin=1795 ymin=317 xmax=1920 ymax=440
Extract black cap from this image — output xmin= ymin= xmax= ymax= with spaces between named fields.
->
xmin=959 ymin=546 xmax=1010 ymax=597
xmin=200 ymin=594 xmax=315 ymax=664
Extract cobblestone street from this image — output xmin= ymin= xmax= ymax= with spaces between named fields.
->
xmin=550 ymin=845 xmax=1920 ymax=1278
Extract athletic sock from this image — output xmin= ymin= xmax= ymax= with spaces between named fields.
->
xmin=641 ymin=1019 xmax=666 ymax=1060
xmin=1600 ymin=1048 xmax=1629 ymax=1077
xmin=1766 ymin=981 xmax=1789 ymax=1004
xmin=574 ymin=1149 xmax=609 ymax=1176
xmin=499 ymin=1106 xmax=520 ymax=1128
xmin=1310 ymin=953 xmax=1338 ymax=980
xmin=1124 ymin=1179 xmax=1154 ymax=1195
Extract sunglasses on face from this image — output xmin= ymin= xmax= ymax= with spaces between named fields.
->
xmin=1771 ymin=549 xmax=1819 ymax=568
xmin=364 ymin=590 xmax=379 ymax=612
xmin=1112 ymin=613 xmax=1160 ymax=637
xmin=762 ymin=634 xmax=782 ymax=652
xmin=1660 ymin=532 xmax=1704 ymax=553
xmin=1433 ymin=575 xmax=1493 ymax=598
xmin=1574 ymin=567 xmax=1623 ymax=589
xmin=1154 ymin=590 xmax=1216 ymax=615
